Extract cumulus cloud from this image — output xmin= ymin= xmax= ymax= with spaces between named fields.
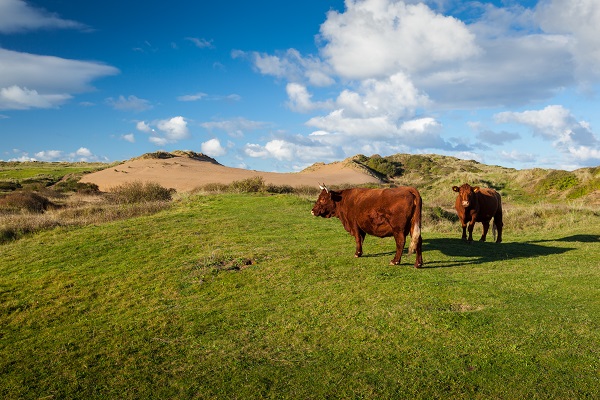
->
xmin=106 ymin=95 xmax=152 ymax=112
xmin=319 ymin=0 xmax=479 ymax=79
xmin=495 ymin=105 xmax=600 ymax=162
xmin=156 ymin=116 xmax=190 ymax=140
xmin=286 ymin=83 xmax=333 ymax=112
xmin=34 ymin=150 xmax=64 ymax=161
xmin=235 ymin=48 xmax=335 ymax=86
xmin=122 ymin=133 xmax=135 ymax=143
xmin=137 ymin=116 xmax=191 ymax=145
xmin=0 ymin=0 xmax=87 ymax=33
xmin=535 ymin=0 xmax=600 ymax=82
xmin=201 ymin=138 xmax=227 ymax=157
xmin=244 ymin=137 xmax=341 ymax=163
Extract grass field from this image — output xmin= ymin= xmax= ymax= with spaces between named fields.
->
xmin=1 ymin=193 xmax=599 ymax=399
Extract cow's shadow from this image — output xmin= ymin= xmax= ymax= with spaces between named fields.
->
xmin=359 ymin=234 xmax=592 ymax=268
xmin=417 ymin=236 xmax=576 ymax=268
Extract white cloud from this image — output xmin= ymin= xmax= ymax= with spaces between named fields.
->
xmin=137 ymin=116 xmax=191 ymax=146
xmin=201 ymin=138 xmax=227 ymax=157
xmin=149 ymin=136 xmax=169 ymax=146
xmin=136 ymin=121 xmax=153 ymax=133
xmin=34 ymin=150 xmax=63 ymax=161
xmin=75 ymin=147 xmax=92 ymax=157
xmin=201 ymin=117 xmax=268 ymax=137
xmin=177 ymin=92 xmax=207 ymax=101
xmin=535 ymin=0 xmax=600 ymax=82
xmin=244 ymin=138 xmax=340 ymax=163
xmin=286 ymin=83 xmax=333 ymax=112
xmin=0 ymin=48 xmax=118 ymax=110
xmin=495 ymin=105 xmax=596 ymax=145
xmin=239 ymin=48 xmax=335 ymax=86
xmin=0 ymin=85 xmax=71 ymax=110
xmin=185 ymin=37 xmax=214 ymax=48
xmin=0 ymin=0 xmax=86 ymax=33
xmin=0 ymin=48 xmax=118 ymax=95
xmin=319 ymin=0 xmax=479 ymax=79
xmin=106 ymin=95 xmax=152 ymax=112
xmin=156 ymin=116 xmax=190 ymax=141
xmin=495 ymin=105 xmax=600 ymax=162
xmin=122 ymin=133 xmax=135 ymax=143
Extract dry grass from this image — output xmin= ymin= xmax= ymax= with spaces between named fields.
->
xmin=0 ymin=185 xmax=173 ymax=243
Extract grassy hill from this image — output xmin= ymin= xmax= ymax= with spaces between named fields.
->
xmin=347 ymin=153 xmax=600 ymax=206
xmin=1 ymin=193 xmax=599 ymax=399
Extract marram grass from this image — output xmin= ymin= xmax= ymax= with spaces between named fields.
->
xmin=1 ymin=194 xmax=599 ymax=399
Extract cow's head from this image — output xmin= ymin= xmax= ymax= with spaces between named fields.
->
xmin=311 ymin=184 xmax=339 ymax=218
xmin=452 ymin=183 xmax=480 ymax=208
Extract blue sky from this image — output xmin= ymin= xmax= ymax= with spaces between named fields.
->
xmin=1 ymin=0 xmax=599 ymax=171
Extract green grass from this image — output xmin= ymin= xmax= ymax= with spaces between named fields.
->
xmin=1 ymin=194 xmax=599 ymax=399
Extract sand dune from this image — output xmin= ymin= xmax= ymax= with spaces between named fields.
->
xmin=80 ymin=153 xmax=382 ymax=192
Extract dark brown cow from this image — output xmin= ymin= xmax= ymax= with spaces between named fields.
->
xmin=311 ymin=185 xmax=423 ymax=267
xmin=452 ymin=183 xmax=503 ymax=243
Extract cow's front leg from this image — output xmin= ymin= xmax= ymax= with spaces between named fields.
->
xmin=467 ymin=221 xmax=475 ymax=242
xmin=391 ymin=232 xmax=406 ymax=265
xmin=461 ymin=223 xmax=468 ymax=241
xmin=354 ymin=230 xmax=366 ymax=258
xmin=480 ymin=221 xmax=489 ymax=242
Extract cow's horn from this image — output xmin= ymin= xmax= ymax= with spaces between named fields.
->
xmin=319 ymin=183 xmax=329 ymax=193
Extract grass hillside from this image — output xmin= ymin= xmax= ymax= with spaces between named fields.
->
xmin=347 ymin=153 xmax=600 ymax=206
xmin=0 ymin=161 xmax=112 ymax=192
xmin=1 ymin=193 xmax=599 ymax=399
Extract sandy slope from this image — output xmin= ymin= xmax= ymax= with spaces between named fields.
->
xmin=80 ymin=156 xmax=382 ymax=192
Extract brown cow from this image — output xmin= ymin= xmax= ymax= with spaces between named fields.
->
xmin=452 ymin=183 xmax=503 ymax=243
xmin=311 ymin=185 xmax=423 ymax=267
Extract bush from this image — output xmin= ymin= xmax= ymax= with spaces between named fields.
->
xmin=0 ymin=191 xmax=56 ymax=213
xmin=228 ymin=177 xmax=266 ymax=193
xmin=0 ymin=181 xmax=22 ymax=192
xmin=110 ymin=181 xmax=175 ymax=204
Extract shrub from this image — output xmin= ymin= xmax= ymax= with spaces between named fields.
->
xmin=110 ymin=181 xmax=175 ymax=204
xmin=265 ymin=184 xmax=294 ymax=194
xmin=0 ymin=191 xmax=56 ymax=213
xmin=228 ymin=176 xmax=266 ymax=193
xmin=0 ymin=181 xmax=22 ymax=192
xmin=197 ymin=183 xmax=230 ymax=193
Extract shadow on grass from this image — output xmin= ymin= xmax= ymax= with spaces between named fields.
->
xmin=419 ymin=237 xmax=575 ymax=268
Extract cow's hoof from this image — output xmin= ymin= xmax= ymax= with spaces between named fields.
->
xmin=390 ymin=260 xmax=400 ymax=265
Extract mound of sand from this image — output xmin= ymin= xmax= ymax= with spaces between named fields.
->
xmin=80 ymin=152 xmax=382 ymax=192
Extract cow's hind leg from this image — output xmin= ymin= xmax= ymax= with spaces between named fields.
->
xmin=391 ymin=232 xmax=406 ymax=265
xmin=413 ymin=234 xmax=423 ymax=268
xmin=480 ymin=221 xmax=490 ymax=242
xmin=494 ymin=212 xmax=503 ymax=243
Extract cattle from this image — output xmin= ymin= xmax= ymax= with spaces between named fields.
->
xmin=452 ymin=183 xmax=503 ymax=243
xmin=311 ymin=185 xmax=423 ymax=267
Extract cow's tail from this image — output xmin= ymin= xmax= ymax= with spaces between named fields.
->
xmin=408 ymin=188 xmax=422 ymax=255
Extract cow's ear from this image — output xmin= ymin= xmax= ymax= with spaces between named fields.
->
xmin=331 ymin=191 xmax=342 ymax=201
xmin=452 ymin=186 xmax=460 ymax=192
xmin=473 ymin=187 xmax=480 ymax=193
